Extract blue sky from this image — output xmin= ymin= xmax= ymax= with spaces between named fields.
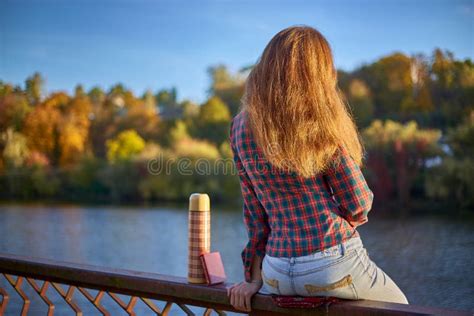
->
xmin=1 ymin=0 xmax=473 ymax=103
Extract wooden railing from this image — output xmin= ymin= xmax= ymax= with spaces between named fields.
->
xmin=0 ymin=253 xmax=469 ymax=315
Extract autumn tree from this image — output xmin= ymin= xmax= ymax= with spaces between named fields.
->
xmin=0 ymin=84 xmax=32 ymax=133
xmin=22 ymin=92 xmax=67 ymax=165
xmin=25 ymin=72 xmax=45 ymax=105
xmin=338 ymin=73 xmax=374 ymax=128
xmin=88 ymin=86 xmax=106 ymax=107
xmin=143 ymin=90 xmax=156 ymax=112
xmin=58 ymin=93 xmax=92 ymax=166
xmin=363 ymin=120 xmax=442 ymax=214
xmin=88 ymin=86 xmax=115 ymax=158
xmin=2 ymin=128 xmax=29 ymax=168
xmin=426 ymin=112 xmax=474 ymax=212
xmin=195 ymin=96 xmax=231 ymax=145
xmin=106 ymin=129 xmax=145 ymax=162
xmin=208 ymin=65 xmax=245 ymax=115
xmin=117 ymin=89 xmax=160 ymax=140
xmin=155 ymin=87 xmax=177 ymax=109
xmin=430 ymin=49 xmax=474 ymax=129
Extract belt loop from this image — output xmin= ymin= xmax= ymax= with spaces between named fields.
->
xmin=340 ymin=241 xmax=346 ymax=256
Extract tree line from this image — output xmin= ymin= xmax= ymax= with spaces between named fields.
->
xmin=0 ymin=48 xmax=472 ymax=214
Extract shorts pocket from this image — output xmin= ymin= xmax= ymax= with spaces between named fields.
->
xmin=301 ymin=274 xmax=358 ymax=299
xmin=304 ymin=274 xmax=353 ymax=293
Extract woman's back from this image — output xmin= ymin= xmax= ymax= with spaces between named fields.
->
xmin=230 ymin=110 xmax=373 ymax=280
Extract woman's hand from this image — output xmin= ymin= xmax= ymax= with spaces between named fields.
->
xmin=227 ymin=280 xmax=263 ymax=312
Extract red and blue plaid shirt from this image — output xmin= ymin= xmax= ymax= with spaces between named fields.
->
xmin=229 ymin=111 xmax=374 ymax=282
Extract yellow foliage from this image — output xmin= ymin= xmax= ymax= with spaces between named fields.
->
xmin=2 ymin=129 xmax=29 ymax=167
xmin=42 ymin=92 xmax=70 ymax=109
xmin=59 ymin=96 xmax=92 ymax=165
xmin=349 ymin=79 xmax=371 ymax=98
xmin=173 ymin=138 xmax=220 ymax=159
xmin=106 ymin=129 xmax=145 ymax=162
xmin=363 ymin=119 xmax=441 ymax=152
xmin=199 ymin=96 xmax=230 ymax=123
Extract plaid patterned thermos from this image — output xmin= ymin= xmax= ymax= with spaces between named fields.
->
xmin=188 ymin=193 xmax=211 ymax=283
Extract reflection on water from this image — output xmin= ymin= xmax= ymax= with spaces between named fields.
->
xmin=0 ymin=205 xmax=473 ymax=314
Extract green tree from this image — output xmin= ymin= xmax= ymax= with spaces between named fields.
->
xmin=355 ymin=53 xmax=415 ymax=119
xmin=196 ymin=96 xmax=231 ymax=145
xmin=168 ymin=120 xmax=190 ymax=144
xmin=180 ymin=100 xmax=199 ymax=136
xmin=346 ymin=79 xmax=374 ymax=128
xmin=106 ymin=129 xmax=145 ymax=162
xmin=430 ymin=49 xmax=474 ymax=129
xmin=74 ymin=84 xmax=86 ymax=97
xmin=199 ymin=96 xmax=230 ymax=122
xmin=208 ymin=65 xmax=245 ymax=115
xmin=181 ymin=100 xmax=199 ymax=119
xmin=88 ymin=86 xmax=106 ymax=106
xmin=25 ymin=72 xmax=45 ymax=105
xmin=426 ymin=112 xmax=474 ymax=212
xmin=155 ymin=87 xmax=177 ymax=109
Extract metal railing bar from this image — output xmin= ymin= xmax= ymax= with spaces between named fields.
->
xmin=0 ymin=253 xmax=470 ymax=316
xmin=3 ymin=274 xmax=30 ymax=316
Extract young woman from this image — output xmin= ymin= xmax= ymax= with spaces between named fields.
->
xmin=227 ymin=26 xmax=408 ymax=312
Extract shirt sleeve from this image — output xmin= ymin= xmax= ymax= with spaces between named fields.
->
xmin=230 ymin=126 xmax=270 ymax=282
xmin=324 ymin=147 xmax=374 ymax=228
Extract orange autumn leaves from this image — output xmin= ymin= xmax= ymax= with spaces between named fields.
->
xmin=23 ymin=92 xmax=91 ymax=166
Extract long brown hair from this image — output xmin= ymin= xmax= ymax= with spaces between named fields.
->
xmin=242 ymin=26 xmax=364 ymax=177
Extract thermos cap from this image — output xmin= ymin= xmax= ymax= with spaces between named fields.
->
xmin=189 ymin=193 xmax=210 ymax=212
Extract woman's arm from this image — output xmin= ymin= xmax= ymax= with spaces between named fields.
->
xmin=227 ymin=119 xmax=269 ymax=312
xmin=227 ymin=255 xmax=263 ymax=312
xmin=325 ymin=147 xmax=374 ymax=227
xmin=250 ymin=254 xmax=263 ymax=282
xmin=229 ymin=119 xmax=270 ymax=281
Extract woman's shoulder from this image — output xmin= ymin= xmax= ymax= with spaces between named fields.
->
xmin=230 ymin=111 xmax=249 ymax=138
xmin=230 ymin=111 xmax=259 ymax=156
xmin=231 ymin=110 xmax=247 ymax=126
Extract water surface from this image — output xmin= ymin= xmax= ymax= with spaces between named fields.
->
xmin=0 ymin=205 xmax=473 ymax=314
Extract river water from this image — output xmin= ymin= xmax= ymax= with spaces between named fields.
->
xmin=0 ymin=204 xmax=473 ymax=314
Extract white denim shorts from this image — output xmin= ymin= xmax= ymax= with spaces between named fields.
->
xmin=259 ymin=236 xmax=409 ymax=304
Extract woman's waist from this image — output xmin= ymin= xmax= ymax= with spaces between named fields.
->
xmin=265 ymin=233 xmax=362 ymax=262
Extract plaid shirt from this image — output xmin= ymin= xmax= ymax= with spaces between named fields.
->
xmin=229 ymin=111 xmax=374 ymax=282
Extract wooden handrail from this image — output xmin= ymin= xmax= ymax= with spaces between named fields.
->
xmin=0 ymin=252 xmax=469 ymax=315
